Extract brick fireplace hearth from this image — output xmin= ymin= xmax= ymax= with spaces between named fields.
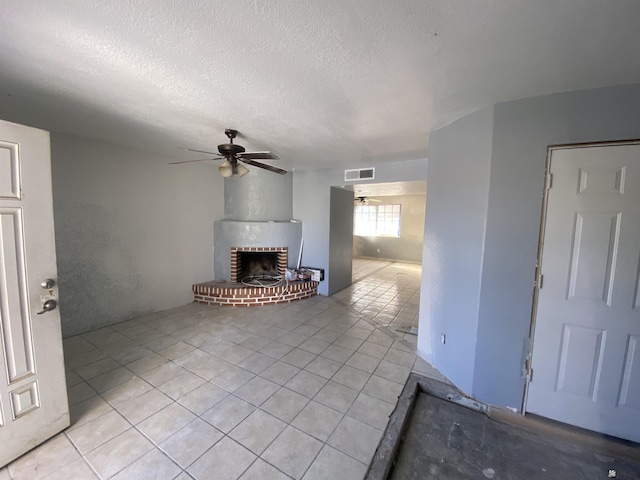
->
xmin=192 ymin=279 xmax=318 ymax=307
xmin=193 ymin=246 xmax=318 ymax=306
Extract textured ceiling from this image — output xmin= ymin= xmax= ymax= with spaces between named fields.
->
xmin=1 ymin=1 xmax=640 ymax=171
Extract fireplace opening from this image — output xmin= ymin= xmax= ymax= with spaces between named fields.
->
xmin=239 ymin=252 xmax=278 ymax=281
xmin=231 ymin=247 xmax=288 ymax=284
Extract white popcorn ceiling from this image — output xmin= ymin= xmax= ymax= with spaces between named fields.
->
xmin=1 ymin=0 xmax=640 ymax=171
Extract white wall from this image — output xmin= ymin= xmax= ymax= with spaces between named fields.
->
xmin=51 ymin=133 xmax=223 ymax=337
xmin=353 ymin=194 xmax=426 ymax=263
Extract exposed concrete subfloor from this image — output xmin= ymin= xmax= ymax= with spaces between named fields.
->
xmin=372 ymin=376 xmax=640 ymax=480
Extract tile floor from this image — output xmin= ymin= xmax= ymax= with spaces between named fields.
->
xmin=334 ymin=259 xmax=422 ymax=338
xmin=3 ymin=260 xmax=445 ymax=480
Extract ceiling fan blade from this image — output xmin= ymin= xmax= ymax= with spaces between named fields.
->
xmin=178 ymin=147 xmax=224 ymax=156
xmin=237 ymin=151 xmax=279 ymax=160
xmin=240 ymin=158 xmax=287 ymax=175
xmin=169 ymin=158 xmax=220 ymax=165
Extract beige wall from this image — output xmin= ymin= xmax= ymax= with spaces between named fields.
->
xmin=353 ymin=194 xmax=426 ymax=262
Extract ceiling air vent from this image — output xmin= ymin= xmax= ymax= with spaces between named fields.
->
xmin=344 ymin=168 xmax=375 ymax=181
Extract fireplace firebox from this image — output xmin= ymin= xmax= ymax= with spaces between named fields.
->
xmin=239 ymin=252 xmax=278 ymax=280
xmin=230 ymin=247 xmax=287 ymax=283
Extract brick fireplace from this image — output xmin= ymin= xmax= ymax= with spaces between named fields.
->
xmin=195 ymin=245 xmax=317 ymax=306
xmin=192 ymin=168 xmax=318 ymax=307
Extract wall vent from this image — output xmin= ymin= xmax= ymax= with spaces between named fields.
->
xmin=344 ymin=168 xmax=375 ymax=181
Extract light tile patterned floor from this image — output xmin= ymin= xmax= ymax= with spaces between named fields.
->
xmin=4 ymin=260 xmax=447 ymax=480
xmin=334 ymin=259 xmax=422 ymax=339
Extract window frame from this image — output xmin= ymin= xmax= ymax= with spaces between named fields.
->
xmin=353 ymin=203 xmax=401 ymax=238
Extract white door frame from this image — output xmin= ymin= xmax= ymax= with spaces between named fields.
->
xmin=523 ymin=139 xmax=640 ymax=415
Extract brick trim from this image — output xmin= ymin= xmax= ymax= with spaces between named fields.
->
xmin=192 ymin=280 xmax=318 ymax=307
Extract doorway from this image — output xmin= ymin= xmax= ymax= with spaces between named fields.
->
xmin=526 ymin=142 xmax=640 ymax=443
xmin=333 ymin=180 xmax=426 ymax=342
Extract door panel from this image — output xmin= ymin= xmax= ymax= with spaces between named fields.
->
xmin=618 ymin=335 xmax=640 ymax=409
xmin=0 ymin=120 xmax=68 ymax=467
xmin=1 ymin=208 xmax=35 ymax=382
xmin=555 ymin=324 xmax=605 ymax=400
xmin=567 ymin=212 xmax=620 ymax=304
xmin=0 ymin=141 xmax=21 ymax=198
xmin=634 ymin=261 xmax=640 ymax=309
xmin=527 ymin=143 xmax=640 ymax=442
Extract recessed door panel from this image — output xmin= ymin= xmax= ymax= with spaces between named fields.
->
xmin=0 ymin=208 xmax=35 ymax=383
xmin=567 ymin=212 xmax=620 ymax=305
xmin=556 ymin=325 xmax=605 ymax=400
xmin=634 ymin=257 xmax=640 ymax=310
xmin=618 ymin=335 xmax=640 ymax=410
xmin=578 ymin=166 xmax=625 ymax=194
xmin=10 ymin=381 xmax=40 ymax=419
xmin=0 ymin=141 xmax=20 ymax=199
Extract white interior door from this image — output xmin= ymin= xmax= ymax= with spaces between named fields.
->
xmin=527 ymin=143 xmax=640 ymax=442
xmin=0 ymin=120 xmax=69 ymax=466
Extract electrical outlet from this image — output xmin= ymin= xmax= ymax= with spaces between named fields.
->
xmin=441 ymin=333 xmax=446 ymax=344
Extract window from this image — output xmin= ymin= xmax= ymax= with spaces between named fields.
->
xmin=354 ymin=204 xmax=401 ymax=237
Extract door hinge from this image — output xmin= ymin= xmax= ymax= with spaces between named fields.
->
xmin=527 ymin=368 xmax=534 ymax=383
xmin=545 ymin=173 xmax=553 ymax=190
xmin=535 ymin=273 xmax=543 ymax=289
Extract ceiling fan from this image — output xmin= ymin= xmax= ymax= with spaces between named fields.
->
xmin=354 ymin=196 xmax=382 ymax=205
xmin=170 ymin=129 xmax=287 ymax=177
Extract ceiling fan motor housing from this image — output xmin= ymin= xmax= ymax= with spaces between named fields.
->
xmin=218 ymin=143 xmax=246 ymax=156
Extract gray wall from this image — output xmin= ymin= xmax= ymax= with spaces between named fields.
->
xmin=51 ymin=133 xmax=223 ymax=337
xmin=418 ymin=106 xmax=494 ymax=394
xmin=224 ymin=169 xmax=293 ymax=221
xmin=213 ymin=221 xmax=302 ymax=281
xmin=214 ymin=168 xmax=301 ymax=281
xmin=293 ymin=158 xmax=428 ymax=296
xmin=475 ymin=83 xmax=640 ymax=408
xmin=353 ymin=194 xmax=426 ymax=263
xmin=328 ymin=187 xmax=354 ymax=295
xmin=419 ymin=83 xmax=640 ymax=408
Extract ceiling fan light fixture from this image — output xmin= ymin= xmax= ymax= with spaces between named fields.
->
xmin=237 ymin=163 xmax=249 ymax=177
xmin=172 ymin=129 xmax=287 ymax=175
xmin=218 ymin=161 xmax=233 ymax=177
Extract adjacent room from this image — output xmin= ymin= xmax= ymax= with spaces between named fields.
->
xmin=335 ymin=180 xmax=425 ymax=338
xmin=1 ymin=1 xmax=640 ymax=479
